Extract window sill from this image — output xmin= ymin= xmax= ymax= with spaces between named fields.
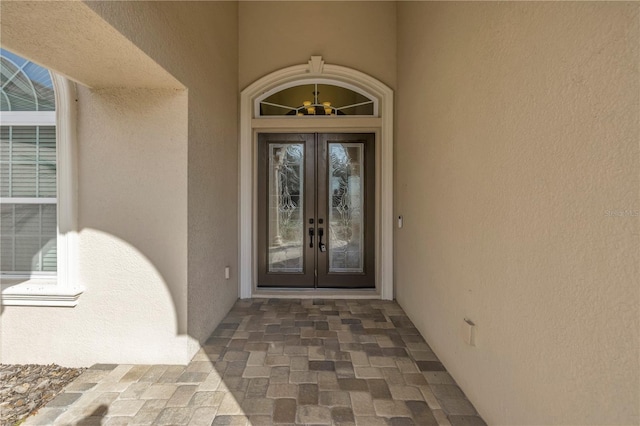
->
xmin=1 ymin=279 xmax=84 ymax=307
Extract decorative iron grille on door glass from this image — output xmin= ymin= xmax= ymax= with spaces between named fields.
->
xmin=268 ymin=143 xmax=304 ymax=273
xmin=257 ymin=81 xmax=377 ymax=117
xmin=0 ymin=49 xmax=57 ymax=275
xmin=258 ymin=133 xmax=375 ymax=289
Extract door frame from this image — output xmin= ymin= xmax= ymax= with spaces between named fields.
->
xmin=239 ymin=56 xmax=394 ymax=300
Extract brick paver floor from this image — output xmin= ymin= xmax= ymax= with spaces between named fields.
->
xmin=26 ymin=299 xmax=486 ymax=425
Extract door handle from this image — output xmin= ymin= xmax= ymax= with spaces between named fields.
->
xmin=309 ymin=227 xmax=314 ymax=248
xmin=318 ymin=227 xmax=326 ymax=252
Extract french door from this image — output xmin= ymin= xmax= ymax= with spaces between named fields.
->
xmin=257 ymin=133 xmax=375 ymax=288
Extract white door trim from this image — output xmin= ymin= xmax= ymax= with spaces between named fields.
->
xmin=239 ymin=56 xmax=393 ymax=300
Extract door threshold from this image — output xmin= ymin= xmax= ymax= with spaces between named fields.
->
xmin=251 ymin=288 xmax=381 ymax=299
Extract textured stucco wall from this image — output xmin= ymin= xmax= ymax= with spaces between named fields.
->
xmin=1 ymin=87 xmax=190 ymax=366
xmin=396 ymin=2 xmax=639 ymax=424
xmin=77 ymin=87 xmax=190 ymax=364
xmin=83 ymin=1 xmax=240 ymax=355
xmin=1 ymin=1 xmax=238 ymax=365
xmin=0 ymin=1 xmax=180 ymax=88
xmin=239 ymin=1 xmax=396 ymax=90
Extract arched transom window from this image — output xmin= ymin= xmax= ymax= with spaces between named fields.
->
xmin=256 ymin=80 xmax=378 ymax=117
xmin=1 ymin=49 xmax=55 ymax=112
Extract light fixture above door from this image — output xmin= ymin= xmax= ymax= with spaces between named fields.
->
xmin=257 ymin=81 xmax=376 ymax=117
xmin=297 ymin=91 xmax=336 ymax=116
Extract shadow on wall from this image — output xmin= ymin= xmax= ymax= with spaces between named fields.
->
xmin=1 ymin=223 xmax=230 ymax=366
xmin=0 ymin=52 xmax=236 ymax=368
xmin=0 ymin=0 xmax=241 ymax=376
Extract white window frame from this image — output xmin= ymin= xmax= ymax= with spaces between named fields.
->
xmin=1 ymin=73 xmax=83 ymax=307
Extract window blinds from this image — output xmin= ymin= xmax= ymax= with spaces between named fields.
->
xmin=0 ymin=125 xmax=57 ymax=274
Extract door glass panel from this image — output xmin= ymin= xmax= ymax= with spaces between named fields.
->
xmin=328 ymin=143 xmax=364 ymax=273
xmin=268 ymin=143 xmax=304 ymax=273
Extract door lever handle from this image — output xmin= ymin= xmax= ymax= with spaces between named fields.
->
xmin=318 ymin=227 xmax=326 ymax=252
xmin=309 ymin=227 xmax=314 ymax=248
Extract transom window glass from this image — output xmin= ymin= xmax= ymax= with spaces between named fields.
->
xmin=257 ymin=81 xmax=377 ymax=117
xmin=1 ymin=49 xmax=55 ymax=112
xmin=1 ymin=48 xmax=57 ymax=276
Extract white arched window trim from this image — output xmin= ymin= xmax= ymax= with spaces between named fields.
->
xmin=1 ymin=73 xmax=83 ymax=307
xmin=240 ymin=56 xmax=394 ymax=300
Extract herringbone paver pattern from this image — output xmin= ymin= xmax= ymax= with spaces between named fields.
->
xmin=26 ymin=299 xmax=486 ymax=425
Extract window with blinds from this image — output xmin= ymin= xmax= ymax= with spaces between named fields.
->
xmin=0 ymin=49 xmax=57 ymax=276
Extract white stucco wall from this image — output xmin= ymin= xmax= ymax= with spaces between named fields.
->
xmin=396 ymin=2 xmax=639 ymax=424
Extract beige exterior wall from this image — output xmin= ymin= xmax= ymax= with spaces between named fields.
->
xmin=78 ymin=87 xmax=189 ymax=364
xmin=0 ymin=1 xmax=181 ymax=89
xmin=86 ymin=0 xmax=240 ymax=359
xmin=1 ymin=5 xmax=638 ymax=423
xmin=1 ymin=86 xmax=191 ymax=366
xmin=1 ymin=1 xmax=239 ymax=365
xmin=239 ymin=1 xmax=396 ymax=90
xmin=396 ymin=2 xmax=639 ymax=424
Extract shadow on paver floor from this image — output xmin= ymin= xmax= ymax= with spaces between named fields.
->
xmin=25 ymin=299 xmax=487 ymax=426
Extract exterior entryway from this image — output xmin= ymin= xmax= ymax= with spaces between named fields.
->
xmin=240 ymin=56 xmax=394 ymax=299
xmin=258 ymin=133 xmax=375 ymax=289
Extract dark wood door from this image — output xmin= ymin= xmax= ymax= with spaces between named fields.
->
xmin=257 ymin=133 xmax=375 ymax=289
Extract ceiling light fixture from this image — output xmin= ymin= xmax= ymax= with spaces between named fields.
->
xmin=296 ymin=91 xmax=335 ymax=116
